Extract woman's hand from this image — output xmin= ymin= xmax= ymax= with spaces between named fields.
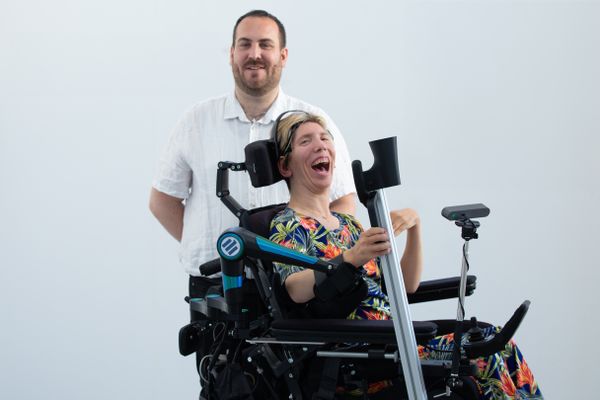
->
xmin=390 ymin=208 xmax=420 ymax=236
xmin=343 ymin=227 xmax=390 ymax=267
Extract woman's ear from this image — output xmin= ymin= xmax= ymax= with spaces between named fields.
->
xmin=278 ymin=157 xmax=292 ymax=178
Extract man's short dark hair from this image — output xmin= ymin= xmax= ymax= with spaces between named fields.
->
xmin=232 ymin=10 xmax=287 ymax=48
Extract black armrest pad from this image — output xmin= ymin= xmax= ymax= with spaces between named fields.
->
xmin=407 ymin=275 xmax=476 ymax=304
xmin=271 ymin=319 xmax=437 ymax=345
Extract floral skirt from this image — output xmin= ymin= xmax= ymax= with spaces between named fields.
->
xmin=419 ymin=326 xmax=543 ymax=399
xmin=337 ymin=326 xmax=542 ymax=399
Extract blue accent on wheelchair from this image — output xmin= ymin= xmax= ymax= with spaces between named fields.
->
xmin=222 ymin=273 xmax=243 ymax=292
xmin=256 ymin=236 xmax=318 ymax=264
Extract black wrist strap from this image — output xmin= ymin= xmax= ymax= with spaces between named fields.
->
xmin=313 ymin=255 xmax=360 ymax=301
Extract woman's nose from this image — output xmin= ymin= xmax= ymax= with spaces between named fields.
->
xmin=314 ymin=141 xmax=327 ymax=152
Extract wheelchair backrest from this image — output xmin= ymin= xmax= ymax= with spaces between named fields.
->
xmin=240 ymin=202 xmax=287 ymax=239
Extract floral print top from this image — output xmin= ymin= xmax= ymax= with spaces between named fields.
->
xmin=269 ymin=207 xmax=390 ymax=320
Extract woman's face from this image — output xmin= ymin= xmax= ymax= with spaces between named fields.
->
xmin=280 ymin=121 xmax=336 ymax=193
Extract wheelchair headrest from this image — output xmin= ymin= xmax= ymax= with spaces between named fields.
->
xmin=244 ymin=140 xmax=284 ymax=188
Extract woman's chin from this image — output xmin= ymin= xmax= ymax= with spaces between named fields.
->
xmin=310 ymin=178 xmax=333 ymax=192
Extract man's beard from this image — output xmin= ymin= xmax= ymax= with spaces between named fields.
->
xmin=232 ymin=61 xmax=282 ymax=97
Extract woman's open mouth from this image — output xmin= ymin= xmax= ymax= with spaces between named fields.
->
xmin=311 ymin=157 xmax=330 ymax=174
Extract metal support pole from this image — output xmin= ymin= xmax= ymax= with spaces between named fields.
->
xmin=373 ymin=189 xmax=428 ymax=400
xmin=449 ymin=236 xmax=473 ymax=389
xmin=456 ymin=240 xmax=469 ymax=322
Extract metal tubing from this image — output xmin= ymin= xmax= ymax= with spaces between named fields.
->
xmin=316 ymin=351 xmax=398 ymax=360
xmin=373 ymin=189 xmax=428 ymax=400
xmin=246 ymin=338 xmax=326 ymax=346
xmin=456 ymin=241 xmax=469 ymax=322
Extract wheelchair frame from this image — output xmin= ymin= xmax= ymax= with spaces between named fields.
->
xmin=179 ymin=136 xmax=531 ymax=400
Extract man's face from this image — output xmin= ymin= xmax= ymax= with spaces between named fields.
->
xmin=230 ymin=17 xmax=288 ymax=97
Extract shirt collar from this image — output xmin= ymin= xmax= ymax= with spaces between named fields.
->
xmin=262 ymin=88 xmax=288 ymax=124
xmin=223 ymin=87 xmax=288 ymax=124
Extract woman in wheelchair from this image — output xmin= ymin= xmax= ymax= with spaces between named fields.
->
xmin=269 ymin=111 xmax=542 ymax=399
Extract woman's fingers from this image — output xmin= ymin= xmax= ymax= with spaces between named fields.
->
xmin=394 ymin=221 xmax=411 ymax=235
xmin=364 ymin=236 xmax=391 ymax=258
xmin=362 ymin=227 xmax=387 ymax=237
xmin=390 ymin=208 xmax=420 ymax=236
xmin=362 ymin=228 xmax=389 ymax=241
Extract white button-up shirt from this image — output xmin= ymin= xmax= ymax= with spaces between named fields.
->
xmin=153 ymin=89 xmax=356 ymax=276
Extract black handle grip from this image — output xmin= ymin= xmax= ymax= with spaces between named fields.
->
xmin=199 ymin=258 xmax=222 ymax=276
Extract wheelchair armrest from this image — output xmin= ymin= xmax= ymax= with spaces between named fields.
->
xmin=407 ymin=275 xmax=476 ymax=304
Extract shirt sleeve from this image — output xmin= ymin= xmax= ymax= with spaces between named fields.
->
xmin=152 ymin=111 xmax=193 ymax=199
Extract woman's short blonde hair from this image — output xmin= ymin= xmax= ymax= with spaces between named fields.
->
xmin=275 ymin=111 xmax=329 ymax=165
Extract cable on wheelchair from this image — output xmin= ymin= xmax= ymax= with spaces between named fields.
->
xmin=198 ymin=354 xmax=212 ymax=384
xmin=457 ymin=242 xmax=471 ymax=323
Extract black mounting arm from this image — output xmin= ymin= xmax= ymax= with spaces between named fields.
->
xmin=216 ymin=161 xmax=247 ymax=219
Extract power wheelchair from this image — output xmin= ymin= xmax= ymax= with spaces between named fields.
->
xmin=179 ymin=136 xmax=531 ymax=400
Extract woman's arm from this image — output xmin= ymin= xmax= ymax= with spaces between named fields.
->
xmin=284 ymin=269 xmax=317 ymax=303
xmin=274 ymin=226 xmax=389 ymax=303
xmin=390 ymin=209 xmax=423 ymax=293
xmin=288 ymin=226 xmax=391 ymax=303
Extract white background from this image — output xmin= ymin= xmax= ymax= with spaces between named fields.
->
xmin=1 ymin=0 xmax=598 ymax=398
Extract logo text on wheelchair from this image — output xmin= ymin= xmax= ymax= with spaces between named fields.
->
xmin=217 ymin=233 xmax=244 ymax=260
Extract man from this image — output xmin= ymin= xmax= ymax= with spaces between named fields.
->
xmin=149 ymin=10 xmax=356 ymax=285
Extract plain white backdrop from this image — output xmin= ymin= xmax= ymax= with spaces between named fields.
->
xmin=1 ymin=0 xmax=598 ymax=398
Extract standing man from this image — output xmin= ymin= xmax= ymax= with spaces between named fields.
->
xmin=149 ymin=10 xmax=356 ymax=288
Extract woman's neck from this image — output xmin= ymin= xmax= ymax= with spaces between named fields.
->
xmin=288 ymin=189 xmax=330 ymax=218
xmin=288 ymin=189 xmax=340 ymax=231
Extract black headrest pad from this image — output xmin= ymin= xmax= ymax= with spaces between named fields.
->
xmin=244 ymin=140 xmax=284 ymax=188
